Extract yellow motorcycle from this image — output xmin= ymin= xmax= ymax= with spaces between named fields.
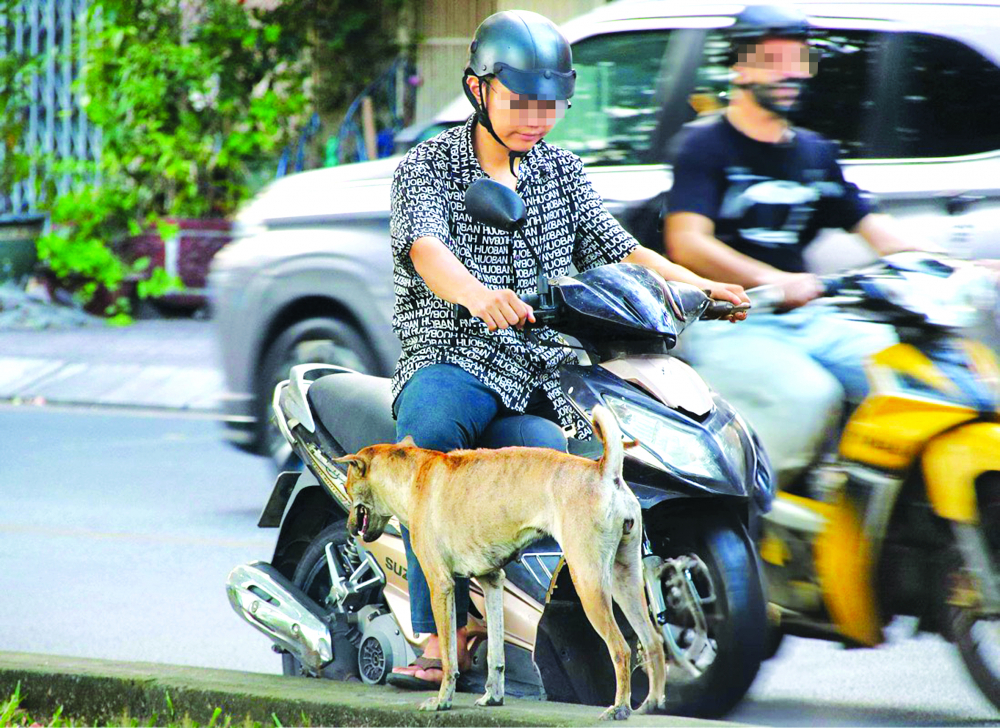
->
xmin=756 ymin=253 xmax=1000 ymax=710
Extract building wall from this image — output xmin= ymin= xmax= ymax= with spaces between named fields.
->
xmin=413 ymin=0 xmax=607 ymax=124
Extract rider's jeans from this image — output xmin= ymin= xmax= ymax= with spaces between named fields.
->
xmin=393 ymin=363 xmax=567 ymax=635
xmin=677 ymin=306 xmax=896 ymax=487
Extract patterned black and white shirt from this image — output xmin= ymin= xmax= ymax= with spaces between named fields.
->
xmin=390 ymin=116 xmax=638 ymax=437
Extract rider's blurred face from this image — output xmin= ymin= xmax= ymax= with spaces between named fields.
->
xmin=733 ymin=38 xmax=817 ymax=112
xmin=468 ymin=75 xmax=567 ymax=152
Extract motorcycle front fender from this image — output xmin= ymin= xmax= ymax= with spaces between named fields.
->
xmin=922 ymin=422 xmax=1000 ymax=523
xmin=814 ymin=493 xmax=883 ymax=647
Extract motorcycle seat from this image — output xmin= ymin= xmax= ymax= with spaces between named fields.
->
xmin=307 ymin=372 xmax=397 ymax=455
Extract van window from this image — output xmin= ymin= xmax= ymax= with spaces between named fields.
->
xmin=897 ymin=33 xmax=1000 ymax=158
xmin=543 ymin=31 xmax=673 ymax=166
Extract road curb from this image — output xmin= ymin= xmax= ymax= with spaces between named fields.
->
xmin=0 ymin=652 xmax=739 ymax=727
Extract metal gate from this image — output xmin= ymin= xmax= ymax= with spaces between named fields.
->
xmin=1 ymin=0 xmax=98 ymax=215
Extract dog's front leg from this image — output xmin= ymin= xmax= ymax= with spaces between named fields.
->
xmin=419 ymin=574 xmax=459 ymax=712
xmin=475 ymin=569 xmax=505 ymax=707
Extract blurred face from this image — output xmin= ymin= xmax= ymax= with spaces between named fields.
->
xmin=467 ymin=75 xmax=567 ymax=152
xmin=734 ymin=38 xmax=817 ymax=113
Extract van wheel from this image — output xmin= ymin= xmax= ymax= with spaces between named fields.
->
xmin=257 ymin=317 xmax=378 ymax=463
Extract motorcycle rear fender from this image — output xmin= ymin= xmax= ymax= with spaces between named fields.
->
xmin=922 ymin=423 xmax=1000 ymax=524
xmin=266 ymin=469 xmax=346 ymax=569
xmin=258 ymin=470 xmax=303 ymax=528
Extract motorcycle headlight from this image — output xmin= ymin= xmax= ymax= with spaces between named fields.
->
xmin=604 ymin=395 xmax=738 ymax=483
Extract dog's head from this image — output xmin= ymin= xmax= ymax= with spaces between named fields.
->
xmin=334 ymin=436 xmax=418 ymax=543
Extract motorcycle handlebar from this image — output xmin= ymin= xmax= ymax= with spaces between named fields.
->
xmin=457 ymin=293 xmax=549 ymax=326
xmin=700 ymin=300 xmax=751 ymax=321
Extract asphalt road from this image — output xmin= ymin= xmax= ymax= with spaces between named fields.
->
xmin=1 ymin=407 xmax=998 ymax=726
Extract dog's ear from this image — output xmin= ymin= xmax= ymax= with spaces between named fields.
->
xmin=334 ymin=453 xmax=368 ymax=478
xmin=398 ymin=435 xmax=417 ymax=448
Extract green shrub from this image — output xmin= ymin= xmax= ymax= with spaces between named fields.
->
xmin=11 ymin=0 xmax=312 ymax=316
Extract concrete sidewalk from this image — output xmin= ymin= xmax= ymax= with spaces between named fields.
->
xmin=0 ymin=319 xmax=223 ymax=412
xmin=0 ymin=652 xmax=740 ymax=727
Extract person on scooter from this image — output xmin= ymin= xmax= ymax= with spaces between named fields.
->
xmin=388 ymin=9 xmax=748 ymax=690
xmin=664 ymin=4 xmax=922 ymax=488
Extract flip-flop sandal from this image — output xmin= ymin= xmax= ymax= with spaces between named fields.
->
xmin=387 ymin=656 xmax=445 ymax=691
xmin=386 ymin=656 xmax=476 ymax=692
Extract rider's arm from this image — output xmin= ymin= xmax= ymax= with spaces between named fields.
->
xmin=852 ymin=213 xmax=939 ymax=256
xmin=391 ymin=158 xmax=531 ymax=332
xmin=409 ymin=236 xmax=489 ymax=306
xmin=665 ymin=212 xmax=787 ymax=288
xmin=666 ymin=212 xmax=822 ymax=308
xmin=408 ymin=236 xmax=534 ymax=332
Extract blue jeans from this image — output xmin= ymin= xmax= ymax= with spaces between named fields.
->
xmin=393 ymin=363 xmax=567 ymax=634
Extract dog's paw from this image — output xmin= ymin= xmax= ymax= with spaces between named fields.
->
xmin=419 ymin=697 xmax=450 ymax=712
xmin=475 ymin=693 xmax=504 ymax=707
xmin=634 ymin=698 xmax=664 ymax=715
xmin=599 ymin=704 xmax=632 ymax=721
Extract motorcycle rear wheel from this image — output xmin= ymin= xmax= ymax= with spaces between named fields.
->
xmin=281 ymin=520 xmax=367 ymax=680
xmin=657 ymin=514 xmax=767 ymax=718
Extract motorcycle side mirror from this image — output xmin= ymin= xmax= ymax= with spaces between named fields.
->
xmin=465 ymin=178 xmax=526 ymax=232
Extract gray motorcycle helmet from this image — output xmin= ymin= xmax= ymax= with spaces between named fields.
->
xmin=463 ymin=10 xmax=576 ymax=151
xmin=727 ymin=3 xmax=812 ymax=64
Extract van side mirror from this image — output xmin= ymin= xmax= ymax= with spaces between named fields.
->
xmin=464 ymin=178 xmax=526 ymax=232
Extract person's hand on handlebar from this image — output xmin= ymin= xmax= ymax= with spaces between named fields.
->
xmin=462 ymin=285 xmax=535 ymax=332
xmin=700 ymin=278 xmax=750 ymax=322
xmin=773 ymin=272 xmax=825 ymax=311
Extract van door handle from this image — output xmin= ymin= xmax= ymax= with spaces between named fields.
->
xmin=946 ymin=193 xmax=985 ymax=216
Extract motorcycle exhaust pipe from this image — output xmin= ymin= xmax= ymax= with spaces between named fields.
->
xmin=226 ymin=561 xmax=334 ymax=672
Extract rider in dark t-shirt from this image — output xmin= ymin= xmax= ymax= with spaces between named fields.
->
xmin=664 ymin=5 xmax=926 ymax=488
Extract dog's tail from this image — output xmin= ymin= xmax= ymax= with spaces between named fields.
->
xmin=591 ymin=405 xmax=636 ymax=485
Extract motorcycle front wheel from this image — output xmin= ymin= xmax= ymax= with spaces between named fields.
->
xmin=950 ymin=476 xmax=1000 ymax=710
xmin=655 ymin=513 xmax=767 ymax=718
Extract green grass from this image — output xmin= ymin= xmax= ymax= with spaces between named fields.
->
xmin=0 ymin=683 xmax=301 ymax=728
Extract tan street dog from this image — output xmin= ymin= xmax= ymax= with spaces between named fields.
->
xmin=334 ymin=405 xmax=668 ymax=720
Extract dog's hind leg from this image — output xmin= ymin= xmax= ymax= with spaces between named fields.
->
xmin=565 ymin=553 xmax=633 ymax=721
xmin=475 ymin=569 xmax=505 ymax=707
xmin=419 ymin=571 xmax=460 ymax=712
xmin=612 ymin=528 xmax=668 ymax=714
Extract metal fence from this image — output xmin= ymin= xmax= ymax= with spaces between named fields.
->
xmin=1 ymin=0 xmax=98 ymax=215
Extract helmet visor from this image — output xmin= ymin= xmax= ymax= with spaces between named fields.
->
xmin=493 ymin=62 xmax=576 ymax=101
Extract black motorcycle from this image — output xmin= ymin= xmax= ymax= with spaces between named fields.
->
xmin=227 ymin=179 xmax=774 ymax=717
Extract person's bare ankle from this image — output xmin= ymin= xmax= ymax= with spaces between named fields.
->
xmin=422 ymin=634 xmax=441 ymax=659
